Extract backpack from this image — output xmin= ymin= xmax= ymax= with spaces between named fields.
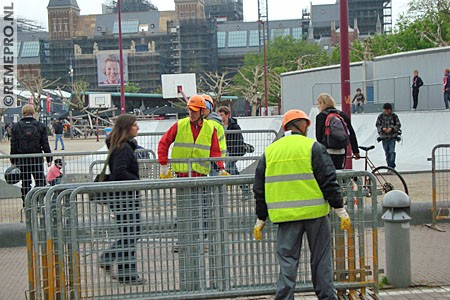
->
xmin=324 ymin=111 xmax=350 ymax=149
xmin=16 ymin=120 xmax=41 ymax=153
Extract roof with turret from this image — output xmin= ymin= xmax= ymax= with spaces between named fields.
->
xmin=47 ymin=0 xmax=79 ymax=9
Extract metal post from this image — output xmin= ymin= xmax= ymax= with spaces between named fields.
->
xmin=117 ymin=0 xmax=126 ymax=114
xmin=340 ymin=0 xmax=352 ymax=169
xmin=258 ymin=20 xmax=269 ymax=116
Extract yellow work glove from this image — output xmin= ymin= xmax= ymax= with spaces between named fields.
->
xmin=253 ymin=219 xmax=265 ymax=241
xmin=335 ymin=208 xmax=351 ymax=230
xmin=159 ymin=165 xmax=173 ymax=179
xmin=219 ymin=170 xmax=230 ymax=176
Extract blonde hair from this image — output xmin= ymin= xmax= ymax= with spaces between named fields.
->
xmin=22 ymin=104 xmax=35 ymax=117
xmin=317 ymin=93 xmax=336 ymax=111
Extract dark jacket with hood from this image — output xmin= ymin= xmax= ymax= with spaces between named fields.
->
xmin=316 ymin=108 xmax=359 ymax=155
xmin=106 ymin=138 xmax=140 ymax=181
xmin=253 ymin=132 xmax=343 ymax=221
xmin=225 ymin=117 xmax=245 ymax=156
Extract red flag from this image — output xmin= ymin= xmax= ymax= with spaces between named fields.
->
xmin=46 ymin=94 xmax=51 ymax=113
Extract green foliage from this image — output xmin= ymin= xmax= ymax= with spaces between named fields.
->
xmin=125 ymin=82 xmax=141 ymax=94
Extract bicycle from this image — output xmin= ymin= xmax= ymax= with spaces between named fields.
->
xmin=357 ymin=145 xmax=409 ymax=196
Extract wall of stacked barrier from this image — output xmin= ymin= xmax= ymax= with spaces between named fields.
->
xmin=0 ymin=129 xmax=277 ymax=223
xmin=24 ymin=170 xmax=379 ymax=300
xmin=430 ymin=144 xmax=450 ymax=228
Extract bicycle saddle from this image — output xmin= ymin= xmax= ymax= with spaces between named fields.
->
xmin=359 ymin=145 xmax=375 ymax=152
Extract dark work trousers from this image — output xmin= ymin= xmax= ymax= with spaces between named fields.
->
xmin=412 ymin=88 xmax=420 ymax=109
xmin=329 ymin=154 xmax=346 ymax=170
xmin=275 ymin=216 xmax=337 ymax=300
xmin=105 ymin=192 xmax=141 ymax=278
xmin=18 ymin=158 xmax=46 ymax=207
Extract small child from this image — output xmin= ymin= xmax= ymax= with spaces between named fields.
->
xmin=47 ymin=158 xmax=64 ymax=186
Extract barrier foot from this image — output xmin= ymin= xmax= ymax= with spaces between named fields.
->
xmin=425 ymin=223 xmax=445 ymax=232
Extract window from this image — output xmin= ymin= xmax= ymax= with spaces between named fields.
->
xmin=228 ymin=31 xmax=247 ymax=48
xmin=217 ymin=32 xmax=226 ymax=48
xmin=113 ymin=20 xmax=139 ymax=34
xmin=292 ymin=28 xmax=303 ymax=40
xmin=20 ymin=41 xmax=40 ymax=58
xmin=271 ymin=28 xmax=290 ymax=39
xmin=16 ymin=41 xmax=21 ymax=55
xmin=249 ymin=30 xmax=259 ymax=47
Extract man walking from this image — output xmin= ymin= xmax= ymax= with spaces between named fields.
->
xmin=253 ymin=109 xmax=350 ymax=300
xmin=376 ymin=103 xmax=401 ymax=169
xmin=52 ymin=119 xmax=65 ymax=150
xmin=10 ymin=104 xmax=52 ymax=206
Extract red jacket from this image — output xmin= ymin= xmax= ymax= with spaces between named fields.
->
xmin=158 ymin=119 xmax=224 ymax=177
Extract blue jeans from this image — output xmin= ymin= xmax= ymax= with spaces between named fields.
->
xmin=226 ymin=160 xmax=239 ymax=175
xmin=55 ymin=134 xmax=65 ymax=150
xmin=382 ymin=139 xmax=396 ymax=168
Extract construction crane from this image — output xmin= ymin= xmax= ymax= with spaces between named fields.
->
xmin=257 ymin=0 xmax=269 ymax=48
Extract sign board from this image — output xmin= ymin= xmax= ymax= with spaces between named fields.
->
xmin=161 ymin=73 xmax=197 ymax=99
xmin=89 ymin=93 xmax=112 ymax=108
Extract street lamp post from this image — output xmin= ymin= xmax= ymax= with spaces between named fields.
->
xmin=117 ymin=0 xmax=126 ymax=114
xmin=258 ymin=20 xmax=269 ymax=116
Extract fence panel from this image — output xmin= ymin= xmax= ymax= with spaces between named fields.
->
xmin=430 ymin=144 xmax=450 ymax=230
xmin=25 ymin=171 xmax=379 ymax=299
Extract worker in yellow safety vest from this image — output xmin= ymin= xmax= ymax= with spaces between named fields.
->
xmin=253 ymin=109 xmax=351 ymax=300
xmin=158 ymin=94 xmax=229 ymax=178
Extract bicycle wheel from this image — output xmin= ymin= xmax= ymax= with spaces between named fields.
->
xmin=371 ymin=166 xmax=409 ymax=195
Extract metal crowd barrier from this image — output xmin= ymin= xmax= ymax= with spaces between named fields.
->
xmin=428 ymin=144 xmax=450 ymax=231
xmin=25 ymin=171 xmax=379 ymax=300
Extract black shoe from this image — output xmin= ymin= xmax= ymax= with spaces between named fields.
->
xmin=61 ymin=148 xmax=65 ymax=150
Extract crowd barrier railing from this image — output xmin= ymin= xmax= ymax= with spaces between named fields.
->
xmin=25 ymin=170 xmax=379 ymax=299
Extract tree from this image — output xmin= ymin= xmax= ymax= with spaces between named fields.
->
xmin=231 ymin=65 xmax=264 ymax=116
xmin=124 ymin=82 xmax=141 ymax=94
xmin=200 ymin=71 xmax=231 ymax=106
xmin=64 ymin=79 xmax=90 ymax=110
xmin=19 ymin=75 xmax=61 ymax=113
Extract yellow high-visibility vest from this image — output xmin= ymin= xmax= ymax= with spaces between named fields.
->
xmin=265 ymin=134 xmax=330 ymax=223
xmin=171 ymin=118 xmax=214 ymax=175
xmin=209 ymin=119 xmax=227 ymax=157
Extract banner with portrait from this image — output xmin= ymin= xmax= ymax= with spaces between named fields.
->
xmin=97 ymin=53 xmax=128 ymax=86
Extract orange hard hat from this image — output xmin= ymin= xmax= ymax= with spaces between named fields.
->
xmin=282 ymin=109 xmax=311 ymax=130
xmin=187 ymin=95 xmax=206 ymax=111
xmin=202 ymin=94 xmax=214 ymax=108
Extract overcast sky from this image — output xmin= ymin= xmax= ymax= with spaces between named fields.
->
xmin=17 ymin=0 xmax=409 ymax=30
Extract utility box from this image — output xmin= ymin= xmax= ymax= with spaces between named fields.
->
xmin=381 ymin=190 xmax=411 ymax=288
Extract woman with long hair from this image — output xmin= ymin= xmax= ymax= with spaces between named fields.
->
xmin=98 ymin=114 xmax=144 ymax=284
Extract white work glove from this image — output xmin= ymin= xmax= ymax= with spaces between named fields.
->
xmin=335 ymin=208 xmax=351 ymax=230
xmin=253 ymin=219 xmax=266 ymax=240
xmin=159 ymin=165 xmax=173 ymax=179
xmin=219 ymin=170 xmax=230 ymax=176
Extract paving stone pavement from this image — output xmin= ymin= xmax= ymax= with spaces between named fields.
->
xmin=1 ymin=223 xmax=449 ymax=299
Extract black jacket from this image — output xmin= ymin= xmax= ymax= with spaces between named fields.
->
xmin=10 ymin=117 xmax=52 ymax=164
xmin=107 ymin=139 xmax=140 ymax=181
xmin=53 ymin=123 xmax=64 ymax=134
xmin=253 ymin=133 xmax=343 ymax=221
xmin=412 ymin=76 xmax=423 ymax=89
xmin=316 ymin=108 xmax=359 ymax=155
xmin=226 ymin=117 xmax=245 ymax=156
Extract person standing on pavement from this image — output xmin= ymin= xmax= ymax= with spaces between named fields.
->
xmin=217 ymin=106 xmax=245 ymax=175
xmin=443 ymin=68 xmax=450 ymax=111
xmin=202 ymin=94 xmax=227 ymax=175
xmin=351 ymin=88 xmax=365 ymax=113
xmin=99 ymin=114 xmax=143 ymax=284
xmin=376 ymin=103 xmax=402 ymax=169
xmin=10 ymin=104 xmax=52 ymax=206
xmin=411 ymin=70 xmax=423 ymax=111
xmin=253 ymin=109 xmax=350 ymax=300
xmin=158 ymin=95 xmax=228 ymax=178
xmin=52 ymin=119 xmax=65 ymax=150
xmin=316 ymin=93 xmax=360 ymax=169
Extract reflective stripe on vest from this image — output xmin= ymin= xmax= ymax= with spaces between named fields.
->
xmin=265 ymin=134 xmax=330 ymax=223
xmin=171 ymin=118 xmax=214 ymax=175
xmin=210 ymin=119 xmax=227 ymax=157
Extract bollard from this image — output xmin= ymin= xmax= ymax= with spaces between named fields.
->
xmin=381 ymin=190 xmax=411 ymax=288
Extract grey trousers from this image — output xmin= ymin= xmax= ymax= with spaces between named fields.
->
xmin=275 ymin=216 xmax=337 ymax=300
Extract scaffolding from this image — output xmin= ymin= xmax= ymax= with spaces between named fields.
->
xmin=102 ymin=0 xmax=158 ymax=14
xmin=348 ymin=0 xmax=392 ymax=34
xmin=205 ymin=0 xmax=243 ymax=21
